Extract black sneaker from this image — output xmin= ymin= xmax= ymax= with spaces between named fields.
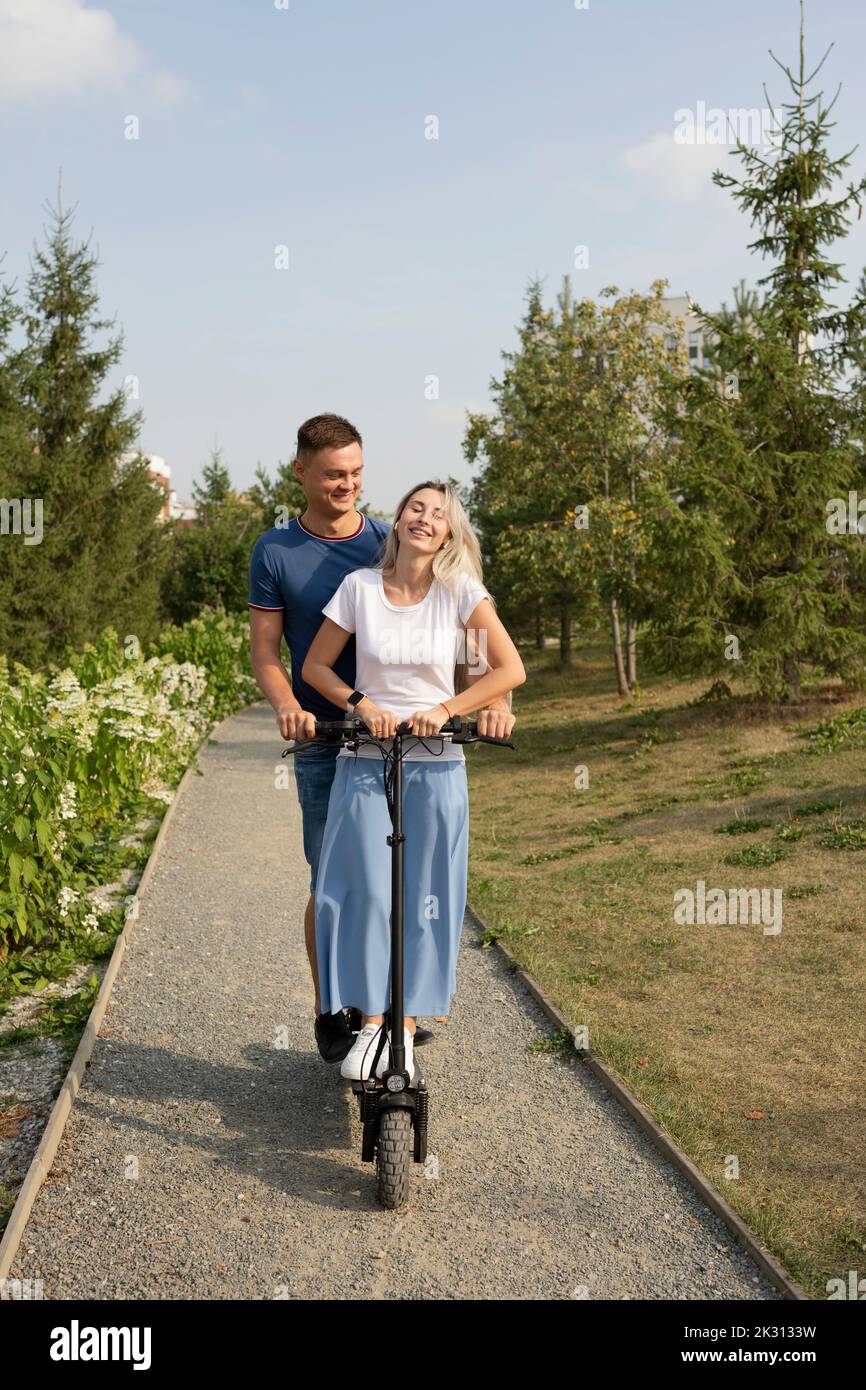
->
xmin=414 ymin=1027 xmax=433 ymax=1047
xmin=314 ymin=1010 xmax=354 ymax=1063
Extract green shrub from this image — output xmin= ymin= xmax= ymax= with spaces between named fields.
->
xmin=0 ymin=609 xmax=257 ymax=952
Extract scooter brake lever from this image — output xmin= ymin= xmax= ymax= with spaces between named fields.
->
xmin=281 ymin=740 xmax=317 ymax=756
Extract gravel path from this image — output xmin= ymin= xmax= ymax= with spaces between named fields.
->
xmin=9 ymin=704 xmax=781 ymax=1300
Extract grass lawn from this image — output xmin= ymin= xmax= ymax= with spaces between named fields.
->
xmin=464 ymin=640 xmax=866 ymax=1299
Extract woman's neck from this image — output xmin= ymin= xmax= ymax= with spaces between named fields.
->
xmin=385 ymin=552 xmax=435 ymax=598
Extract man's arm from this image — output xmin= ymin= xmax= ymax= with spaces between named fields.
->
xmin=248 ymin=607 xmax=316 ymax=740
xmin=461 ymin=618 xmax=518 ymax=739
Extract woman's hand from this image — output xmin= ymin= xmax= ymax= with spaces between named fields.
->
xmin=356 ymin=698 xmax=399 ymax=739
xmin=407 ymin=704 xmax=450 ymax=737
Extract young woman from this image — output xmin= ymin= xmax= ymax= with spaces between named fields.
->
xmin=301 ymin=480 xmax=525 ymax=1081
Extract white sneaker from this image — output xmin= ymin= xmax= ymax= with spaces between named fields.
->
xmin=340 ymin=1023 xmax=386 ymax=1081
xmin=375 ymin=1026 xmax=415 ymax=1081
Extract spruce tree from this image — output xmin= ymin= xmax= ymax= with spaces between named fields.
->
xmin=160 ymin=448 xmax=259 ymax=621
xmin=657 ymin=7 xmax=866 ymax=699
xmin=2 ymin=194 xmax=164 ymax=667
xmin=246 ymin=458 xmax=307 ymax=522
xmin=0 ymin=278 xmax=34 ymax=657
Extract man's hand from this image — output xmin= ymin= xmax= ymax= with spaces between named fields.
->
xmin=277 ymin=706 xmax=317 ymax=741
xmin=476 ymin=700 xmax=515 ymax=740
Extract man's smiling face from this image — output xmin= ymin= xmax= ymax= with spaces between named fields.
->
xmin=294 ymin=442 xmax=364 ymax=516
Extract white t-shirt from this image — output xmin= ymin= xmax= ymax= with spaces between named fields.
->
xmin=321 ymin=567 xmax=491 ymax=761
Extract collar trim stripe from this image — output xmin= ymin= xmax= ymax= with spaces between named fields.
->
xmin=296 ymin=513 xmax=366 ymax=541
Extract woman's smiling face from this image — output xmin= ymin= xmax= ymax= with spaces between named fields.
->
xmin=397 ymin=488 xmax=450 ymax=554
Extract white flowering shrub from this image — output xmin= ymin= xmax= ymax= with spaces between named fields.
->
xmin=152 ymin=611 xmax=259 ymax=721
xmin=1 ymin=610 xmax=257 ymax=950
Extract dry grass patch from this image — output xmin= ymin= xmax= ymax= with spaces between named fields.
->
xmin=466 ymin=644 xmax=866 ymax=1297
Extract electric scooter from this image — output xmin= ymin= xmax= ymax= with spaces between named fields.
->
xmin=282 ymin=715 xmax=514 ymax=1208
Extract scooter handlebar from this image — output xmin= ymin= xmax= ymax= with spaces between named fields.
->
xmin=435 ymin=716 xmax=514 ymax=748
xmin=281 ymin=715 xmax=514 ymax=752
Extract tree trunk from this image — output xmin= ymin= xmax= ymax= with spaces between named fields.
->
xmin=609 ymin=596 xmax=629 ymax=696
xmin=603 ymin=448 xmax=629 ymax=696
xmin=559 ymin=599 xmax=572 ymax=668
xmin=535 ymin=597 xmax=544 ymax=650
xmin=626 ymin=468 xmax=638 ymax=690
xmin=784 ymin=655 xmax=802 ymax=702
xmin=626 ymin=619 xmax=637 ymax=690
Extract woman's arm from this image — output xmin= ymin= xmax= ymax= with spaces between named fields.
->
xmin=407 ymin=598 xmax=526 ymax=735
xmin=303 ymin=617 xmax=400 ymax=739
xmin=446 ymin=598 xmax=526 ymax=716
xmin=301 ymin=617 xmax=357 ymax=709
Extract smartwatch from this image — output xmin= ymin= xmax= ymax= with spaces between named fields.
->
xmin=346 ymin=690 xmax=366 ymax=709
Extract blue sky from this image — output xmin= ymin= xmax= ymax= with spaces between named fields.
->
xmin=2 ymin=0 xmax=865 ymax=510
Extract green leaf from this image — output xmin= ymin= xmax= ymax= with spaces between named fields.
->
xmin=8 ymin=851 xmax=23 ymax=890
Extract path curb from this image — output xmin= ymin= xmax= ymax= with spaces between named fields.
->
xmin=465 ymin=904 xmax=809 ymax=1302
xmin=0 ymin=715 xmax=236 ymax=1285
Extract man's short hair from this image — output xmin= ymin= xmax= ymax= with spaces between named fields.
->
xmin=296 ymin=413 xmax=362 ymax=462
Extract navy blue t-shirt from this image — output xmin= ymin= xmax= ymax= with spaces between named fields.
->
xmin=248 ymin=512 xmax=392 ymax=720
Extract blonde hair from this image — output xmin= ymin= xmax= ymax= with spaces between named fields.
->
xmin=373 ymin=480 xmax=497 ymax=698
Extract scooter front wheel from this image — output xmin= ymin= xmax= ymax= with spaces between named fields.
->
xmin=376 ymin=1107 xmax=412 ymax=1209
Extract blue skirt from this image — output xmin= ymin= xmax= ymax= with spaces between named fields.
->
xmin=315 ymin=757 xmax=469 ymax=1017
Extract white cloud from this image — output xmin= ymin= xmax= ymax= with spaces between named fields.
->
xmin=427 ymin=402 xmax=490 ymax=427
xmin=620 ymin=132 xmax=738 ymax=203
xmin=0 ymin=0 xmax=183 ymax=103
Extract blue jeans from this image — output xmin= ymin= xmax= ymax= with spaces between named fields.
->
xmin=293 ymin=746 xmax=340 ymax=894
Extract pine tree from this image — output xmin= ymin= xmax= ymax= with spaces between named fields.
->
xmin=1 ymin=193 xmax=164 ymax=667
xmin=0 ymin=276 xmax=34 ymax=657
xmin=246 ymin=458 xmax=307 ymax=523
xmin=160 ymin=447 xmax=259 ymax=622
xmin=657 ymin=6 xmax=866 ymax=699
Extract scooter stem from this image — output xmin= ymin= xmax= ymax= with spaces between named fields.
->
xmin=387 ymin=729 xmax=406 ymax=1074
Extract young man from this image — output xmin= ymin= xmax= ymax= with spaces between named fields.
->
xmin=248 ymin=413 xmax=515 ymax=1063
